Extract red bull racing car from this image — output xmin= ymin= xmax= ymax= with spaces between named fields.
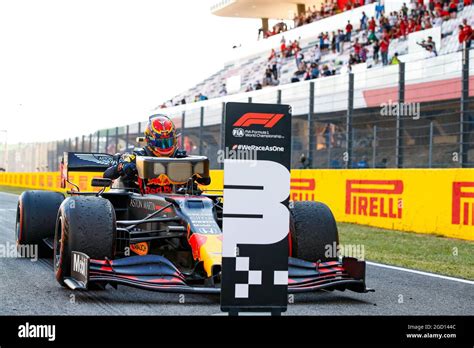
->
xmin=15 ymin=152 xmax=371 ymax=294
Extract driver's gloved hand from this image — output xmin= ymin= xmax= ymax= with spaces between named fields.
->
xmin=118 ymin=160 xmax=137 ymax=177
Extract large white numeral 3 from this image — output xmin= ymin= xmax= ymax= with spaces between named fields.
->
xmin=222 ymin=159 xmax=290 ymax=257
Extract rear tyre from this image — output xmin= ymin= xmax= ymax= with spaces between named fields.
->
xmin=16 ymin=191 xmax=65 ymax=258
xmin=54 ymin=196 xmax=116 ymax=287
xmin=290 ymin=201 xmax=339 ymax=262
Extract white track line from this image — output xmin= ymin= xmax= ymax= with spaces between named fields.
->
xmin=366 ymin=261 xmax=474 ymax=285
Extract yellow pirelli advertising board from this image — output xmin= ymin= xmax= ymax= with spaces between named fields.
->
xmin=1 ymin=169 xmax=473 ymax=241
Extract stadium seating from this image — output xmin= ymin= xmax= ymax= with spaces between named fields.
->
xmin=170 ymin=4 xmax=473 ymax=105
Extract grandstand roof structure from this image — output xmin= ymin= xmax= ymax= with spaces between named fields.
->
xmin=211 ymin=0 xmax=323 ymax=19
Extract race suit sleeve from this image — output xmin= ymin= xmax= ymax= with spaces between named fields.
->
xmin=103 ymin=153 xmax=137 ymax=180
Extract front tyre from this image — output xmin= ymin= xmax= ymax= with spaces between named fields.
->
xmin=54 ymin=196 xmax=116 ymax=286
xmin=290 ymin=201 xmax=339 ymax=262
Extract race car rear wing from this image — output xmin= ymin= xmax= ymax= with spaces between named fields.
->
xmin=60 ymin=152 xmax=114 ymax=189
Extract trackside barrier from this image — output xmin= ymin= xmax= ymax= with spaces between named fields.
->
xmin=1 ymin=169 xmax=473 ymax=241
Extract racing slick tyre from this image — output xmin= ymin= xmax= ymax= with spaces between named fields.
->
xmin=16 ymin=191 xmax=65 ymax=258
xmin=54 ymin=196 xmax=116 ymax=287
xmin=290 ymin=201 xmax=339 ymax=262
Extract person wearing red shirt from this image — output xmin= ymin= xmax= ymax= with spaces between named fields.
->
xmin=464 ymin=0 xmax=472 ymax=5
xmin=353 ymin=39 xmax=362 ymax=59
xmin=399 ymin=18 xmax=407 ymax=38
xmin=368 ymin=17 xmax=376 ymax=32
xmin=408 ymin=18 xmax=416 ymax=33
xmin=448 ymin=0 xmax=458 ymax=18
xmin=346 ymin=20 xmax=353 ymax=42
xmin=461 ymin=19 xmax=473 ymax=48
xmin=268 ymin=48 xmax=276 ymax=61
xmin=459 ymin=24 xmax=466 ymax=43
xmin=280 ymin=41 xmax=287 ymax=57
xmin=380 ymin=33 xmax=390 ymax=65
xmin=414 ymin=21 xmax=422 ymax=32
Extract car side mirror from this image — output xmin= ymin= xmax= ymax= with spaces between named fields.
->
xmin=91 ymin=178 xmax=112 ymax=187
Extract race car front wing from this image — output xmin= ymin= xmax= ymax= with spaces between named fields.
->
xmin=64 ymin=252 xmax=373 ymax=294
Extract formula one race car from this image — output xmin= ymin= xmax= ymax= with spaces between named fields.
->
xmin=15 ymin=152 xmax=371 ymax=294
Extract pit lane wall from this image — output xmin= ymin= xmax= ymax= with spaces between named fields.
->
xmin=1 ymin=169 xmax=473 ymax=241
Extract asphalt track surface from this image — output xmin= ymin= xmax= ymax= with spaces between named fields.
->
xmin=0 ymin=192 xmax=473 ymax=316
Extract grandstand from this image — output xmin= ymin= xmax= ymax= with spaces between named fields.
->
xmin=166 ymin=1 xmax=473 ymax=103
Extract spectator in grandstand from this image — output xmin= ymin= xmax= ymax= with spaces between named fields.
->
xmin=390 ymin=52 xmax=401 ymax=65
xmin=375 ymin=1 xmax=385 ymax=18
xmin=448 ymin=0 xmax=458 ymax=18
xmin=280 ymin=37 xmax=287 ymax=57
xmin=311 ymin=44 xmax=322 ymax=62
xmin=348 ymin=53 xmax=356 ymax=65
xmin=380 ymin=33 xmax=390 ymax=65
xmin=295 ymin=62 xmax=306 ymax=76
xmin=417 ymin=36 xmax=437 ymax=57
xmin=321 ymin=64 xmax=333 ymax=77
xmin=353 ymin=38 xmax=362 ymax=60
xmin=336 ymin=30 xmax=344 ymax=53
xmin=428 ymin=0 xmax=435 ymax=11
xmin=268 ymin=48 xmax=276 ymax=61
xmin=291 ymin=39 xmax=302 ymax=56
xmin=360 ymin=45 xmax=369 ymax=62
xmin=367 ymin=28 xmax=377 ymax=43
xmin=264 ymin=67 xmax=273 ymax=86
xmin=310 ymin=63 xmax=320 ymax=79
xmin=291 ymin=72 xmax=301 ymax=83
xmin=356 ymin=156 xmax=370 ymax=168
xmin=431 ymin=11 xmax=442 ymax=27
xmin=299 ymin=153 xmax=312 ymax=169
xmin=219 ymin=84 xmax=227 ymax=97
xmin=270 ymin=55 xmax=279 ymax=80
xmin=245 ymin=84 xmax=253 ymax=92
xmin=318 ymin=32 xmax=327 ymax=50
xmin=322 ymin=123 xmax=332 ymax=148
xmin=368 ymin=16 xmax=376 ymax=33
xmin=360 ymin=11 xmax=368 ymax=30
xmin=254 ymin=81 xmax=262 ymax=90
xmin=331 ymin=31 xmax=337 ymax=53
xmin=196 ymin=93 xmax=208 ymax=102
xmin=401 ymin=3 xmax=409 ymax=17
xmin=304 ymin=66 xmax=312 ymax=81
xmin=295 ymin=50 xmax=305 ymax=68
xmin=276 ymin=54 xmax=283 ymax=78
xmin=459 ymin=19 xmax=473 ymax=48
xmin=345 ymin=20 xmax=353 ymax=42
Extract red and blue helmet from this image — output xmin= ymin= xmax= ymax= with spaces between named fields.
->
xmin=144 ymin=114 xmax=178 ymax=157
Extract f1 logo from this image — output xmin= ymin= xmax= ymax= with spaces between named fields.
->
xmin=233 ymin=113 xmax=284 ymax=128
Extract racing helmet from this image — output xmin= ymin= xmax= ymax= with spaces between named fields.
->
xmin=144 ymin=114 xmax=178 ymax=157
